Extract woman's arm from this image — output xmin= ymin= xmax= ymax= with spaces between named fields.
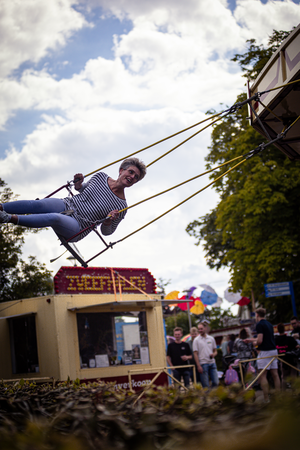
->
xmin=73 ymin=173 xmax=86 ymax=191
xmin=101 ymin=210 xmax=121 ymax=235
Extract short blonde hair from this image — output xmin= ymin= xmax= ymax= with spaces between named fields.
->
xmin=119 ymin=158 xmax=147 ymax=181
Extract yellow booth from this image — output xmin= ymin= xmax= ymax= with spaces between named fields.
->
xmin=0 ymin=266 xmax=169 ymax=389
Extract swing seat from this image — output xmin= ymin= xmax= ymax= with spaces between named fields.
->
xmin=55 ymin=223 xmax=117 ymax=267
xmin=56 ymin=234 xmax=88 ymax=268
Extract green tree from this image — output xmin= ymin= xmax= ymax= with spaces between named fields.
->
xmin=0 ymin=179 xmax=53 ymax=301
xmin=186 ymin=29 xmax=300 ymax=323
xmin=208 ymin=307 xmax=235 ymax=330
xmin=165 ymin=312 xmax=198 ymax=336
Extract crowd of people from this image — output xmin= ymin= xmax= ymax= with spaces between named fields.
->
xmin=166 ymin=310 xmax=300 ymax=401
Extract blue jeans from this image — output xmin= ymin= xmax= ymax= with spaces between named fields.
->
xmin=199 ymin=362 xmax=219 ymax=388
xmin=3 ymin=199 xmax=81 ymax=240
xmin=172 ymin=369 xmax=190 ymax=387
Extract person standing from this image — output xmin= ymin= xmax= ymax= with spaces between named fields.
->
xmin=246 ymin=308 xmax=280 ymax=402
xmin=167 ymin=327 xmax=192 ymax=387
xmin=234 ymin=328 xmax=254 ymax=377
xmin=234 ymin=329 xmax=253 ymax=360
xmin=290 ymin=316 xmax=300 ymax=341
xmin=275 ymin=323 xmax=299 ymax=383
xmin=193 ymin=323 xmax=219 ymax=388
xmin=227 ymin=334 xmax=236 ymax=355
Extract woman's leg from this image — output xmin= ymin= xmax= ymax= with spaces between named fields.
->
xmin=17 ymin=213 xmax=81 ymax=240
xmin=1 ymin=198 xmax=80 ymax=240
xmin=2 ymin=198 xmax=66 ymax=214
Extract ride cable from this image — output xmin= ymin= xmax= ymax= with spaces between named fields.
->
xmin=47 ymin=78 xmax=300 ymax=266
xmin=83 ymin=139 xmax=283 ymax=265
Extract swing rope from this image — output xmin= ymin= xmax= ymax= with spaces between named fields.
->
xmin=49 ymin=77 xmax=300 ymax=266
xmin=63 ymin=91 xmax=300 ymax=237
xmin=83 ymin=111 xmax=225 ymax=178
xmin=113 ymin=127 xmax=293 ymax=245
xmin=118 ymin=99 xmax=300 ymax=215
xmin=57 ymin=105 xmax=299 ymax=264
xmin=69 ymin=89 xmax=300 ymax=227
xmin=51 ymin=152 xmax=247 ymax=265
xmin=146 ymin=108 xmax=235 ymax=168
xmin=84 ymin=156 xmax=250 ymax=265
xmin=82 ymin=78 xmax=300 ymax=180
xmin=115 ymin=158 xmax=248 ymax=244
xmin=46 ymin=78 xmax=300 ymax=199
xmin=118 ymin=154 xmax=245 ymax=214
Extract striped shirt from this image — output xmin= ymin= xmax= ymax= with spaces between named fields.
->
xmin=63 ymin=172 xmax=127 ymax=240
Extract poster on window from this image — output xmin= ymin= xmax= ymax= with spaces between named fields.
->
xmin=122 ymin=350 xmax=133 ymax=365
xmin=140 ymin=346 xmax=150 ymax=364
xmin=115 ymin=320 xmax=140 ymax=363
xmin=123 ymin=324 xmax=140 ymax=350
xmin=132 ymin=344 xmax=141 ymax=364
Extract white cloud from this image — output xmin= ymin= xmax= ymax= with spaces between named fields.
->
xmin=0 ymin=0 xmax=89 ymax=78
xmin=0 ymin=8 xmax=245 ymax=129
xmin=2 ymin=0 xmax=299 ymax=131
xmin=234 ymin=0 xmax=300 ymax=45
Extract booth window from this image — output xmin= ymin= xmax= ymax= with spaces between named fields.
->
xmin=9 ymin=315 xmax=39 ymax=374
xmin=77 ymin=311 xmax=150 ymax=369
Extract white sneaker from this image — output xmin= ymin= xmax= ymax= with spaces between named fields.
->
xmin=0 ymin=210 xmax=11 ymax=223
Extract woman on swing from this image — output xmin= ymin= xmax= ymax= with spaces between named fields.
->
xmin=0 ymin=158 xmax=146 ymax=242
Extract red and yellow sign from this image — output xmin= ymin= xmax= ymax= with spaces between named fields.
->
xmin=54 ymin=266 xmax=157 ymax=294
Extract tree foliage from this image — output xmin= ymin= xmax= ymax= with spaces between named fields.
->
xmin=208 ymin=307 xmax=235 ymax=330
xmin=0 ymin=179 xmax=53 ymax=301
xmin=165 ymin=311 xmax=198 ymax=336
xmin=165 ymin=307 xmax=235 ymax=335
xmin=186 ymin=30 xmax=300 ymax=322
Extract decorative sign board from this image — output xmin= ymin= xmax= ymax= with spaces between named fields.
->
xmin=264 ymin=282 xmax=291 ymax=298
xmin=264 ymin=281 xmax=297 ymax=316
xmin=54 ymin=266 xmax=157 ymax=295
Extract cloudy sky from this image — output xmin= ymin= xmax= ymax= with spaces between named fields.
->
xmin=1 ymin=0 xmax=300 ymax=305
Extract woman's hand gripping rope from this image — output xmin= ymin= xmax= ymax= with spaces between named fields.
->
xmin=73 ymin=173 xmax=84 ymax=191
xmin=104 ymin=210 xmax=120 ymax=225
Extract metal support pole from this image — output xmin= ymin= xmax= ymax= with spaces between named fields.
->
xmin=187 ymin=301 xmax=192 ymax=330
xmin=289 ymin=281 xmax=297 ymax=316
